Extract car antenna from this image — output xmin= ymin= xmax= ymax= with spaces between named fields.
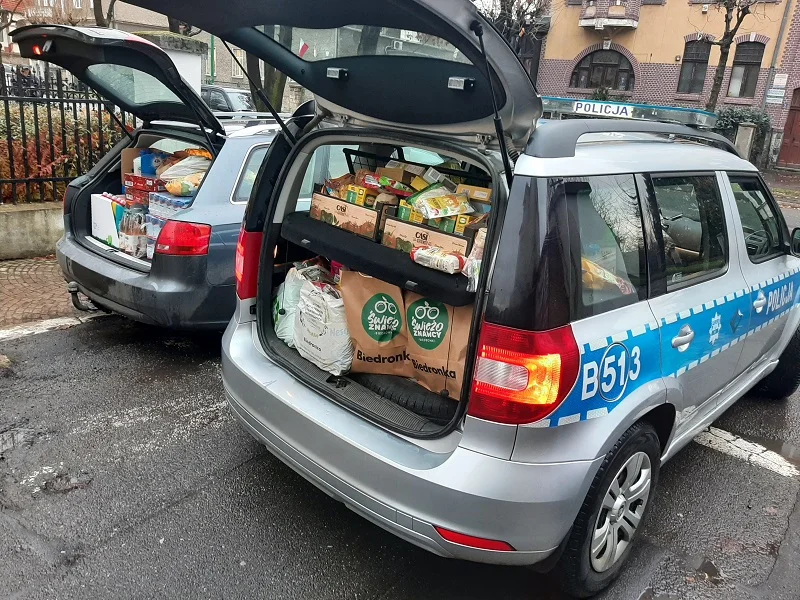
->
xmin=222 ymin=40 xmax=297 ymax=145
xmin=470 ymin=20 xmax=513 ymax=189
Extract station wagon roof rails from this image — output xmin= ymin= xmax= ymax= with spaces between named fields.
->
xmin=525 ymin=119 xmax=739 ymax=159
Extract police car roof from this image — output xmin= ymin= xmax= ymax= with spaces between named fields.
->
xmin=515 ymin=132 xmax=756 ymax=178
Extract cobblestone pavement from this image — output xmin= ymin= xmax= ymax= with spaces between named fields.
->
xmin=0 ymin=256 xmax=77 ymax=328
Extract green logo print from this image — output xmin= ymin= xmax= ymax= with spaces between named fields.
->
xmin=407 ymin=298 xmax=449 ymax=350
xmin=362 ymin=294 xmax=402 ymax=342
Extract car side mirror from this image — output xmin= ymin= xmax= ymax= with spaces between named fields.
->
xmin=791 ymin=228 xmax=800 ymax=255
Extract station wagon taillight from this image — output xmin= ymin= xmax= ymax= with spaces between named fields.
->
xmin=155 ymin=220 xmax=211 ymax=256
xmin=468 ymin=323 xmax=580 ymax=425
xmin=235 ymin=227 xmax=262 ymax=300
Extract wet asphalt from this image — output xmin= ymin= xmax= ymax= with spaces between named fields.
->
xmin=2 ymin=316 xmax=800 ymax=600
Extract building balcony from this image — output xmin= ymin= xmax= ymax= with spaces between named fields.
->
xmin=579 ymin=1 xmax=639 ymax=30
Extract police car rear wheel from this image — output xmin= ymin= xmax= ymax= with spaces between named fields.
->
xmin=557 ymin=422 xmax=661 ymax=598
xmin=757 ymin=327 xmax=800 ymax=399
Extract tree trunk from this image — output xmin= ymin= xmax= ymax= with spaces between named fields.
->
xmin=246 ymin=53 xmax=267 ymax=112
xmin=167 ymin=17 xmax=182 ymax=34
xmin=706 ymin=42 xmax=732 ymax=112
xmin=93 ymin=0 xmax=108 ymax=26
xmin=357 ymin=26 xmax=381 ymax=55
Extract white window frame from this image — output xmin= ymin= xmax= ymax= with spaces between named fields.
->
xmin=232 ymin=49 xmax=244 ymax=78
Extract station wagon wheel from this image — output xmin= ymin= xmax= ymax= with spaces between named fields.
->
xmin=590 ymin=451 xmax=652 ymax=572
xmin=557 ymin=422 xmax=661 ymax=598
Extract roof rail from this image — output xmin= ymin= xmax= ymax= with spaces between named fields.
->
xmin=526 ymin=119 xmax=739 ymax=159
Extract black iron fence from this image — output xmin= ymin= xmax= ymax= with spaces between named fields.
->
xmin=0 ymin=66 xmax=136 ymax=205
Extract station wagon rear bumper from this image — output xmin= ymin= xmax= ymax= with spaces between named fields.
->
xmin=222 ymin=316 xmax=604 ymax=565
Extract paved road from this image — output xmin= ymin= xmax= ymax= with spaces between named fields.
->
xmin=2 ymin=317 xmax=800 ymax=600
xmin=781 ymin=204 xmax=800 ymax=232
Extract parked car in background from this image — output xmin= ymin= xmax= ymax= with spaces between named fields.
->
xmin=201 ymin=84 xmax=255 ymax=112
xmin=11 ymin=25 xmax=296 ymax=329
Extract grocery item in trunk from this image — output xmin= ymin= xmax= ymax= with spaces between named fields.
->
xmin=463 ymin=227 xmax=486 ymax=292
xmin=165 ymin=172 xmax=205 ymax=196
xmin=293 ymin=280 xmax=353 ymax=376
xmin=381 ymin=209 xmax=472 ymax=255
xmin=404 ymin=292 xmax=473 ymax=399
xmin=273 ymin=262 xmax=332 ymax=347
xmin=340 ymin=271 xmax=412 ymax=376
xmin=410 ymin=246 xmax=467 ymax=274
xmin=90 ymin=193 xmax=126 ymax=249
xmin=408 ymin=183 xmax=473 ymax=219
xmin=309 ymin=193 xmax=397 ymax=240
xmin=455 ymin=183 xmax=492 ymax=206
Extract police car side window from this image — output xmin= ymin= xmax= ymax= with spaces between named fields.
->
xmin=728 ymin=175 xmax=783 ymax=262
xmin=650 ymin=175 xmax=727 ymax=291
xmin=556 ymin=175 xmax=647 ymax=317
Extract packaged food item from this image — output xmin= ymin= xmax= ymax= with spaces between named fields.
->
xmin=324 ymin=173 xmax=355 ymax=198
xmin=273 ymin=262 xmax=332 ymax=347
xmin=344 ymin=184 xmax=377 ymax=207
xmin=455 ymin=183 xmax=492 ymax=205
xmin=339 ymin=271 xmax=412 ymax=376
xmin=309 ymin=193 xmax=397 ymax=240
xmin=408 ymin=183 xmax=473 ymax=219
xmin=90 ymin=193 xmax=126 ymax=248
xmin=159 ymin=156 xmax=212 ymax=180
xmin=330 ymin=261 xmax=348 ymax=284
xmin=124 ymin=187 xmax=150 ymax=206
xmin=293 ymin=279 xmax=353 ymax=376
xmin=410 ymin=176 xmax=429 ymax=191
xmin=140 ymin=151 xmax=172 ymax=176
xmin=381 ymin=210 xmax=471 ymax=255
xmin=178 ymin=148 xmax=214 ymax=160
xmin=379 ymin=160 xmax=425 ymax=185
xmin=123 ymin=173 xmax=165 ymax=192
xmin=165 ymin=172 xmax=205 ymax=197
xmin=404 ymin=292 xmax=473 ymax=399
xmin=463 ymin=227 xmax=486 ymax=292
xmin=582 ymin=257 xmax=635 ymax=295
xmin=397 ymin=200 xmax=425 ymax=224
xmin=422 ymin=167 xmax=457 ymax=192
xmin=410 ymin=246 xmax=467 ymax=274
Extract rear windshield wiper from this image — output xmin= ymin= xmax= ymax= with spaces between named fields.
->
xmin=222 ymin=40 xmax=297 ymax=145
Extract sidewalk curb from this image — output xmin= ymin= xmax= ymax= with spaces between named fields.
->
xmin=0 ymin=313 xmax=108 ymax=342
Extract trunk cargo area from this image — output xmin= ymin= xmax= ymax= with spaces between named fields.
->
xmin=75 ymin=132 xmax=211 ymax=268
xmin=258 ymin=137 xmax=497 ymax=435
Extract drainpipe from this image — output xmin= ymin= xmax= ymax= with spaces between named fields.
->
xmin=761 ymin=0 xmax=794 ymax=109
xmin=210 ymin=35 xmax=216 ymax=84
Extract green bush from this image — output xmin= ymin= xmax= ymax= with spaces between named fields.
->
xmin=713 ymin=106 xmax=771 ymax=166
xmin=590 ymin=87 xmax=611 ymax=101
xmin=0 ymin=101 xmax=130 ymax=204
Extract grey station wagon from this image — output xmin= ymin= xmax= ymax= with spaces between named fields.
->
xmin=125 ymin=0 xmax=800 ymax=596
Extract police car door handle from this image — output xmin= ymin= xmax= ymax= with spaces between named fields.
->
xmin=671 ymin=325 xmax=695 ymax=351
xmin=753 ymin=292 xmax=767 ymax=313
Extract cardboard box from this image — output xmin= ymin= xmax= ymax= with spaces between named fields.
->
xmin=124 ymin=187 xmax=150 ymax=206
xmin=410 ymin=176 xmax=429 ymax=191
xmin=123 ymin=173 xmax=165 ymax=192
xmin=310 ymin=193 xmax=396 ymax=240
xmin=344 ymin=184 xmax=377 ymax=207
xmin=382 ymin=161 xmax=425 ymax=185
xmin=397 ymin=200 xmax=425 ymax=224
xmin=456 ymin=183 xmax=492 ymax=204
xmin=90 ymin=193 xmax=125 ymax=248
xmin=381 ymin=209 xmax=471 ymax=255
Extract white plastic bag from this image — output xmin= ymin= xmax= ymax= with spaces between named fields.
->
xmin=293 ymin=280 xmax=353 ymax=376
xmin=273 ymin=267 xmax=307 ymax=347
xmin=159 ymin=156 xmax=211 ymax=180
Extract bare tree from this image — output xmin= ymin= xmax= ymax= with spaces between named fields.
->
xmin=92 ymin=0 xmax=116 ymax=27
xmin=0 ymin=0 xmax=26 ymax=65
xmin=167 ymin=17 xmax=201 ymax=37
xmin=26 ymin=2 xmax=86 ymax=26
xmin=474 ymin=0 xmax=547 ymax=54
xmin=246 ymin=25 xmax=292 ymax=112
xmin=704 ymin=0 xmax=759 ymax=112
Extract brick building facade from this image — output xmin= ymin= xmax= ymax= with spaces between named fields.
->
xmin=537 ymin=0 xmax=800 ymax=165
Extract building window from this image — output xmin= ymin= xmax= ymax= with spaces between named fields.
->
xmin=74 ymin=0 xmax=82 ymax=8
xmin=232 ymin=49 xmax=244 ymax=78
xmin=570 ymin=50 xmax=635 ymax=91
xmin=677 ymin=40 xmax=711 ymax=94
xmin=727 ymin=42 xmax=764 ymax=98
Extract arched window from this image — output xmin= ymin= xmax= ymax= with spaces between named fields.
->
xmin=570 ymin=50 xmax=635 ymax=91
xmin=677 ymin=40 xmax=711 ymax=94
xmin=727 ymin=42 xmax=765 ymax=99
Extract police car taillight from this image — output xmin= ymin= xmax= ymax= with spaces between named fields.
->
xmin=468 ymin=323 xmax=580 ymax=425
